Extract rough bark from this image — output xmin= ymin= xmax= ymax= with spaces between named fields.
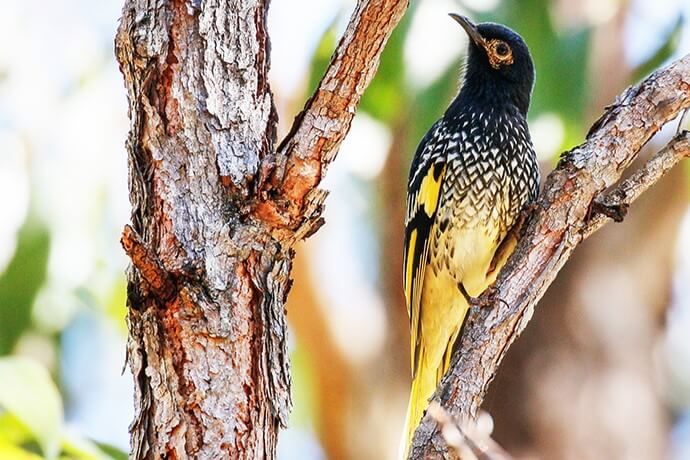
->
xmin=115 ymin=0 xmax=408 ymax=458
xmin=410 ymin=55 xmax=690 ymax=458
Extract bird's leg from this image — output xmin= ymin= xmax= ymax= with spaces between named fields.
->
xmin=458 ymin=283 xmax=509 ymax=309
xmin=458 ymin=283 xmax=480 ymax=307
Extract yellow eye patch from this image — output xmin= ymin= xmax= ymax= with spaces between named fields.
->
xmin=485 ymin=39 xmax=513 ymax=69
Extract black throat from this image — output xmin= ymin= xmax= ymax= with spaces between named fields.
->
xmin=448 ymin=69 xmax=532 ymax=120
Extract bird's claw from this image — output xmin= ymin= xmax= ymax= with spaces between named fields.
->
xmin=467 ymin=294 xmax=491 ymax=309
xmin=589 ymin=200 xmax=628 ymax=223
xmin=460 ymin=284 xmax=509 ymax=309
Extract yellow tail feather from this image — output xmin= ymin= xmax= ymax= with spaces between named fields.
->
xmin=400 ymin=323 xmax=463 ymax=459
xmin=401 ymin=349 xmax=434 ymax=458
xmin=400 ymin=227 xmax=519 ymax=458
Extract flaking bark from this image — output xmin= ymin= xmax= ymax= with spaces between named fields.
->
xmin=115 ymin=0 xmax=408 ymax=458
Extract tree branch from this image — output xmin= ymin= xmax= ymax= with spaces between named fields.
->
xmin=120 ymin=224 xmax=175 ymax=301
xmin=410 ymin=53 xmax=690 ymax=459
xmin=255 ymin=0 xmax=410 ymax=238
xmin=583 ymin=130 xmax=690 ymax=238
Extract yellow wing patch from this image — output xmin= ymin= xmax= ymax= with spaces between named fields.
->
xmin=403 ymin=162 xmax=447 ymax=376
xmin=418 ymin=165 xmax=445 ymax=216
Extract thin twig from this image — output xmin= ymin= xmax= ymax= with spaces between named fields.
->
xmin=427 ymin=402 xmax=514 ymax=460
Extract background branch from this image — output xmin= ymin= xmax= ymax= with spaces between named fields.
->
xmin=410 ymin=54 xmax=690 ymax=459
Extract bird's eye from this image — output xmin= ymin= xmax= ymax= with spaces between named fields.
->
xmin=485 ymin=39 xmax=514 ymax=68
xmin=495 ymin=42 xmax=510 ymax=57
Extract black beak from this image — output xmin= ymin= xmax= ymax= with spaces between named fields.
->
xmin=449 ymin=13 xmax=486 ymax=49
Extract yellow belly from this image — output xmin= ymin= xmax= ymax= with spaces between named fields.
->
xmin=402 ymin=222 xmax=504 ymax=457
xmin=444 ymin=223 xmax=501 ymax=296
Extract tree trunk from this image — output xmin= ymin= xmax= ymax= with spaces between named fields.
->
xmin=115 ymin=0 xmax=408 ymax=458
xmin=116 ymin=1 xmax=288 ymax=457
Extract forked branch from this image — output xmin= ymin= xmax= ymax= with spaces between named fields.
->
xmin=256 ymin=0 xmax=410 ymax=240
xmin=584 ymin=130 xmax=690 ymax=238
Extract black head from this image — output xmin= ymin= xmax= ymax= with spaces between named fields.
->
xmin=450 ymin=14 xmax=535 ymax=116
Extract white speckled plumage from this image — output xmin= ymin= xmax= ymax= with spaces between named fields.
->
xmin=401 ymin=17 xmax=540 ymax=456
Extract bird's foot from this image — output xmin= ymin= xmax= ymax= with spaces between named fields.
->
xmin=480 ymin=285 xmax=510 ymax=309
xmin=588 ymin=200 xmax=628 ymax=223
xmin=467 ymin=294 xmax=492 ymax=309
xmin=460 ymin=284 xmax=509 ymax=309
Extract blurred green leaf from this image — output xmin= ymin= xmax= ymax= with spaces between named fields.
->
xmin=358 ymin=9 xmax=413 ymax=122
xmin=306 ymin=21 xmax=338 ymax=99
xmin=60 ymin=428 xmax=123 ymax=460
xmin=92 ymin=443 xmax=127 ymax=460
xmin=0 ymin=357 xmax=63 ymax=459
xmin=0 ymin=437 xmax=43 ymax=460
xmin=0 ymin=220 xmax=50 ymax=354
xmin=0 ymin=408 xmax=124 ymax=460
xmin=0 ymin=412 xmax=34 ymax=446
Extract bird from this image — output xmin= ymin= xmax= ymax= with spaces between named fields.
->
xmin=401 ymin=14 xmax=539 ymax=456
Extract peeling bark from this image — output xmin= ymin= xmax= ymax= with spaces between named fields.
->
xmin=409 ymin=55 xmax=690 ymax=459
xmin=115 ymin=0 xmax=408 ymax=458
